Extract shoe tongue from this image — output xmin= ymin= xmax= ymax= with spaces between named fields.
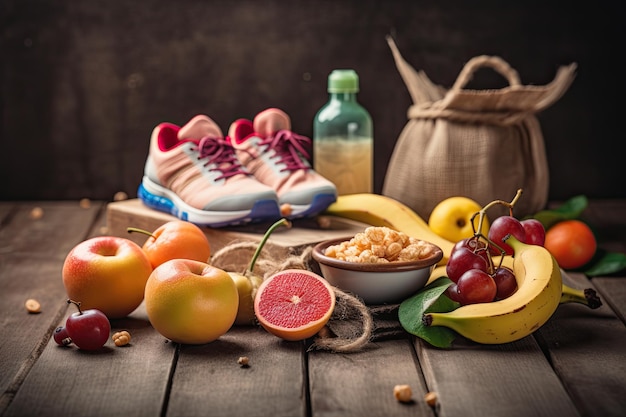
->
xmin=178 ymin=115 xmax=223 ymax=140
xmin=253 ymin=108 xmax=291 ymax=137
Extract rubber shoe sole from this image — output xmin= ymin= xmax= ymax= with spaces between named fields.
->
xmin=138 ymin=178 xmax=281 ymax=228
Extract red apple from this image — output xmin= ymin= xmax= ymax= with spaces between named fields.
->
xmin=62 ymin=236 xmax=153 ymax=319
xmin=144 ymin=259 xmax=239 ymax=344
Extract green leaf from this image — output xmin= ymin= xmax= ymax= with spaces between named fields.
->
xmin=584 ymin=251 xmax=626 ymax=276
xmin=528 ymin=195 xmax=588 ymax=230
xmin=398 ymin=277 xmax=459 ymax=348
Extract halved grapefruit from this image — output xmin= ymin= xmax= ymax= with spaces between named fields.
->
xmin=254 ymin=269 xmax=336 ymax=341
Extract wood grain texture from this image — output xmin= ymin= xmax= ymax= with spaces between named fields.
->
xmin=593 ymin=277 xmax=626 ymax=323
xmin=106 ymin=198 xmax=369 ymax=257
xmin=535 ymin=272 xmax=626 ymax=417
xmin=308 ymin=337 xmax=435 ymax=417
xmin=416 ymin=336 xmax=580 ymax=417
xmin=0 ymin=199 xmax=625 ymax=417
xmin=169 ymin=326 xmax=306 ymax=417
xmin=3 ymin=304 xmax=172 ymax=417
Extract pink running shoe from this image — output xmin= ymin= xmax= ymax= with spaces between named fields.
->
xmin=228 ymin=108 xmax=337 ymax=219
xmin=138 ymin=115 xmax=281 ymax=227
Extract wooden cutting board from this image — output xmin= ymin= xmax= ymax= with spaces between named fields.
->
xmin=106 ymin=199 xmax=368 ymax=259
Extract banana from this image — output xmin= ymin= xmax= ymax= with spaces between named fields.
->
xmin=423 ymin=235 xmax=562 ymax=344
xmin=560 ymin=284 xmax=602 ymax=309
xmin=427 ymin=264 xmax=448 ymax=286
xmin=323 ymin=193 xmax=454 ymax=265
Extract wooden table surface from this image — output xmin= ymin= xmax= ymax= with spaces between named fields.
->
xmin=0 ymin=199 xmax=624 ymax=417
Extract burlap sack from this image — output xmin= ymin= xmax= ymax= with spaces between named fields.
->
xmin=382 ymin=36 xmax=577 ymax=219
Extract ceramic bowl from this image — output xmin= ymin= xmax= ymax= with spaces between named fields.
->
xmin=312 ymin=237 xmax=444 ymax=305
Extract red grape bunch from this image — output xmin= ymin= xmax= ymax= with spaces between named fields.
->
xmin=445 ymin=216 xmax=546 ymax=306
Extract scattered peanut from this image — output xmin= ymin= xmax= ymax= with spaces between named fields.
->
xmin=79 ymin=198 xmax=91 ymax=209
xmin=424 ymin=391 xmax=437 ymax=407
xmin=237 ymin=356 xmax=249 ymax=367
xmin=393 ymin=384 xmax=412 ymax=403
xmin=280 ymin=203 xmax=292 ymax=217
xmin=317 ymin=216 xmax=332 ymax=229
xmin=325 ymin=226 xmax=437 ymax=263
xmin=113 ymin=191 xmax=128 ymax=201
xmin=112 ymin=330 xmax=131 ymax=346
xmin=25 ymin=298 xmax=41 ymax=314
xmin=29 ymin=207 xmax=44 ymax=219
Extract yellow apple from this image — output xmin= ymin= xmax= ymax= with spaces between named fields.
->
xmin=229 ymin=272 xmax=263 ymax=326
xmin=62 ymin=236 xmax=153 ymax=319
xmin=428 ymin=196 xmax=490 ymax=243
xmin=144 ymin=259 xmax=238 ymax=344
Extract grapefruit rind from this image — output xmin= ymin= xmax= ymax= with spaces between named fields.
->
xmin=254 ymin=269 xmax=336 ymax=341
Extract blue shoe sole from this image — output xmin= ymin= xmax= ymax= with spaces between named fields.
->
xmin=137 ymin=183 xmax=281 ymax=228
xmin=286 ymin=193 xmax=337 ymax=220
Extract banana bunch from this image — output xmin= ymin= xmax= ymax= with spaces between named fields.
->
xmin=423 ymin=236 xmax=562 ymax=344
xmin=323 ymin=193 xmax=454 ymax=265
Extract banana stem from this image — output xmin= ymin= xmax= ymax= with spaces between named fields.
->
xmin=471 ymin=189 xmax=523 ymax=236
xmin=560 ymin=285 xmax=602 ymax=309
xmin=246 ymin=218 xmax=291 ymax=274
xmin=479 ymin=188 xmax=523 ymax=226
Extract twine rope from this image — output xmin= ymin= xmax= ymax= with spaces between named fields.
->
xmin=210 ymin=241 xmax=375 ymax=353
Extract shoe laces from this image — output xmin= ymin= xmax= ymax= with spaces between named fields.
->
xmin=262 ymin=130 xmax=312 ymax=172
xmin=195 ymin=136 xmax=249 ymax=180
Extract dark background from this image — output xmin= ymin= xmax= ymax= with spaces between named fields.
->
xmin=1 ymin=0 xmax=624 ymax=204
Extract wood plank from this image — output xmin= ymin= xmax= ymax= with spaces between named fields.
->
xmin=593 ymin=277 xmax=626 ymax=323
xmin=416 ymin=336 xmax=580 ymax=417
xmin=0 ymin=201 xmax=103 ymax=261
xmin=106 ymin=198 xmax=369 ymax=258
xmin=168 ymin=326 xmax=305 ymax=417
xmin=0 ymin=202 xmax=105 ymax=413
xmin=308 ymin=337 xmax=435 ymax=417
xmin=1 ymin=199 xmax=624 ymax=417
xmin=535 ymin=272 xmax=626 ymax=417
xmin=3 ymin=201 xmax=177 ymax=417
xmin=0 ymin=202 xmax=15 ymax=223
xmin=3 ymin=303 xmax=172 ymax=417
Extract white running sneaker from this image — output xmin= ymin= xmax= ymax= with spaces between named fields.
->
xmin=228 ymin=108 xmax=337 ymax=219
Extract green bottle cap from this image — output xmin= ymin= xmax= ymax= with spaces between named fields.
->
xmin=327 ymin=69 xmax=359 ymax=93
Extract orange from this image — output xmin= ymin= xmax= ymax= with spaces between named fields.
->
xmin=129 ymin=220 xmax=211 ymax=269
xmin=254 ymin=269 xmax=335 ymax=341
xmin=544 ymin=220 xmax=597 ymax=269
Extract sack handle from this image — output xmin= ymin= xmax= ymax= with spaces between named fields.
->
xmin=450 ymin=55 xmax=521 ymax=92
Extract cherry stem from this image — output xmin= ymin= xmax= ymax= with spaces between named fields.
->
xmin=471 ymin=188 xmax=523 ymax=236
xmin=246 ymin=218 xmax=291 ymax=274
xmin=468 ymin=189 xmax=523 ymax=266
xmin=67 ymin=299 xmax=83 ymax=315
xmin=126 ymin=227 xmax=156 ymax=239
